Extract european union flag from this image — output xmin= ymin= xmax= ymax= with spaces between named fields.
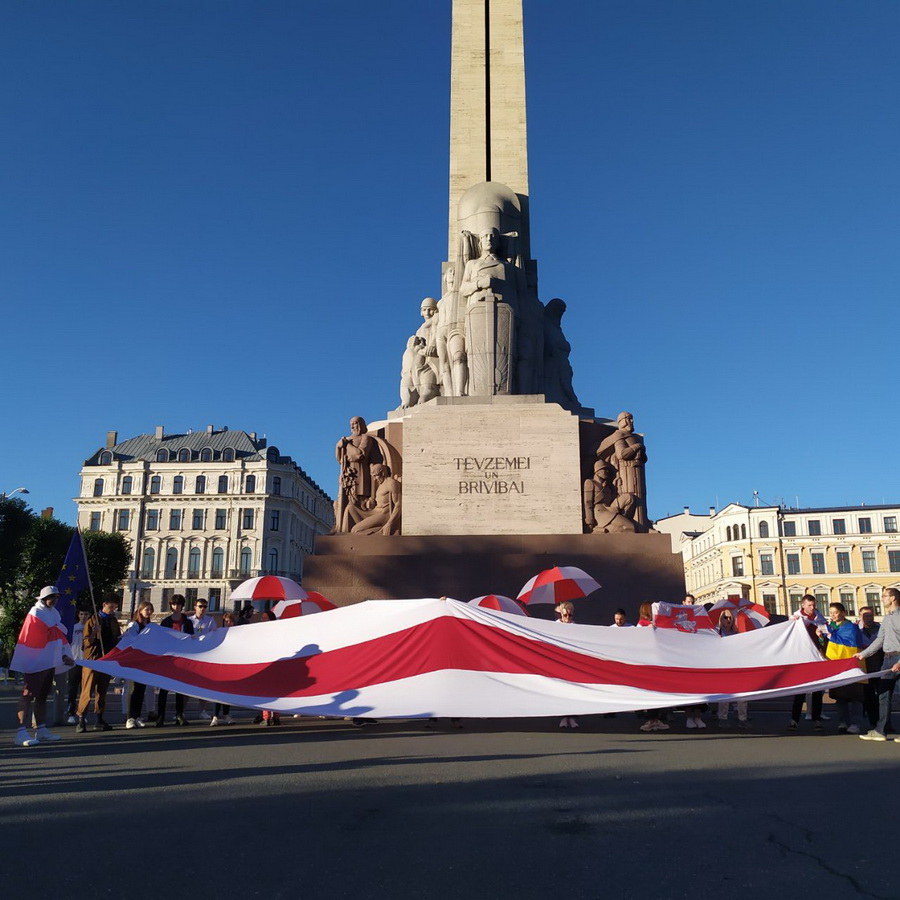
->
xmin=57 ymin=529 xmax=91 ymax=642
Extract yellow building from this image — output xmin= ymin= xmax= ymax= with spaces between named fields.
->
xmin=658 ymin=503 xmax=900 ymax=617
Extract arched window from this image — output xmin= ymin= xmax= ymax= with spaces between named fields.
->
xmin=211 ymin=547 xmax=224 ymax=577
xmin=121 ymin=476 xmax=133 ymax=495
xmin=140 ymin=547 xmax=155 ymax=578
xmin=188 ymin=547 xmax=201 ymax=577
xmin=245 ymin=475 xmax=256 ymax=493
xmin=150 ymin=476 xmax=161 ymax=495
xmin=266 ymin=447 xmax=279 ymax=462
xmin=759 ymin=521 xmax=769 ymax=539
xmin=200 ymin=448 xmax=213 ymax=462
xmin=99 ymin=450 xmax=112 ymax=465
xmin=173 ymin=475 xmax=184 ymax=495
xmin=178 ymin=448 xmax=190 ymax=462
xmin=272 ymin=476 xmax=282 ymax=496
xmin=726 ymin=526 xmax=732 ymax=541
xmin=222 ymin=448 xmax=235 ymax=462
xmin=740 ymin=524 xmax=747 ymax=540
xmin=93 ymin=478 xmax=104 ymax=497
xmin=267 ymin=547 xmax=278 ymax=572
xmin=239 ymin=547 xmax=252 ymax=576
xmin=195 ymin=475 xmax=206 ymax=494
xmin=165 ymin=547 xmax=178 ymax=578
xmin=218 ymin=475 xmax=228 ymax=493
xmin=156 ymin=449 xmax=168 ymax=462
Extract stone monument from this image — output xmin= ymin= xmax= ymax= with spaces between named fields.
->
xmin=306 ymin=0 xmax=683 ymax=618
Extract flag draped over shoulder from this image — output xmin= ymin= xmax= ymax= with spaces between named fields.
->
xmin=11 ymin=602 xmax=73 ymax=675
xmin=81 ymin=598 xmax=869 ymax=719
xmin=56 ymin=529 xmax=91 ymax=641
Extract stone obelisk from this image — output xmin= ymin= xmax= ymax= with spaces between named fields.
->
xmin=448 ymin=0 xmax=530 ymax=262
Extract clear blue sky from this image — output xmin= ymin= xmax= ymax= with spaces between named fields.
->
xmin=2 ymin=1 xmax=898 ymax=523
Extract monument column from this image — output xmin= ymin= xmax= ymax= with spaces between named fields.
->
xmin=448 ymin=0 xmax=530 ymax=262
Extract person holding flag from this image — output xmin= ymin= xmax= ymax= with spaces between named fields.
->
xmin=10 ymin=586 xmax=74 ymax=747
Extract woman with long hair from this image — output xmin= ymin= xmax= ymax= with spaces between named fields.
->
xmin=125 ymin=601 xmax=154 ymax=729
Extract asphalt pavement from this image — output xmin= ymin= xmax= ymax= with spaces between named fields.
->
xmin=1 ymin=685 xmax=896 ymax=900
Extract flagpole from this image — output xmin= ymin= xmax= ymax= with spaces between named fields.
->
xmin=79 ymin=528 xmax=105 ymax=657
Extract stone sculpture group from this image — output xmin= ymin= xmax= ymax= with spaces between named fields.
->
xmin=398 ymin=184 xmax=580 ymax=411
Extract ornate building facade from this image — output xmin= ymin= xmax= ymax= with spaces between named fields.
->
xmin=75 ymin=426 xmax=333 ymax=614
xmin=657 ymin=503 xmax=900 ymax=617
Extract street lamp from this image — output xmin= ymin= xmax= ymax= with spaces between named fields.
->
xmin=1 ymin=487 xmax=29 ymax=500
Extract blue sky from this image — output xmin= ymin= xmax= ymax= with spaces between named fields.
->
xmin=2 ymin=0 xmax=898 ymax=524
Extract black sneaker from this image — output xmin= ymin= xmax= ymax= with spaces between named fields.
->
xmin=814 ymin=720 xmax=824 ymax=732
xmin=155 ymin=718 xmax=166 ymax=727
xmin=75 ymin=717 xmax=87 ymax=734
xmin=94 ymin=720 xmax=113 ymax=732
xmin=175 ymin=715 xmax=190 ymax=726
xmin=788 ymin=720 xmax=798 ymax=730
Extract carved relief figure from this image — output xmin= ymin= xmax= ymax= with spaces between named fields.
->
xmin=334 ymin=416 xmax=376 ymax=532
xmin=596 ymin=411 xmax=648 ymax=528
xmin=349 ymin=464 xmax=402 ymax=535
xmin=583 ymin=460 xmax=637 ymax=533
xmin=542 ymin=298 xmax=579 ymax=410
xmin=435 ymin=265 xmax=467 ymax=396
xmin=459 ymin=228 xmax=526 ymax=395
xmin=398 ymin=298 xmax=442 ymax=408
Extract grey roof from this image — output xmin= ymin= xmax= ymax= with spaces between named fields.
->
xmin=85 ymin=428 xmax=330 ymax=499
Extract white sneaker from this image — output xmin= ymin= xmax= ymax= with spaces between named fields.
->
xmin=15 ymin=729 xmax=39 ymax=747
xmin=653 ymin=721 xmax=671 ymax=731
xmin=200 ymin=710 xmax=212 ymax=721
xmin=126 ymin=718 xmax=137 ymax=729
xmin=67 ymin=715 xmax=78 ymax=725
xmin=134 ymin=718 xmax=146 ymax=728
xmin=223 ymin=715 xmax=234 ymax=725
xmin=569 ymin=717 xmax=579 ymax=728
xmin=686 ymin=717 xmax=697 ymax=729
xmin=35 ymin=726 xmax=61 ymax=742
xmin=695 ymin=718 xmax=707 ymax=729
xmin=210 ymin=716 xmax=219 ymax=727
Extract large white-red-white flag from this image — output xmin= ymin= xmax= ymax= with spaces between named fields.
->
xmin=11 ymin=601 xmax=73 ymax=675
xmin=82 ymin=598 xmax=866 ymax=719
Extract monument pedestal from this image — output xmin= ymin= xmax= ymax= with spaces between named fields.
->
xmin=386 ymin=395 xmax=586 ymax=536
xmin=303 ymin=532 xmax=684 ymax=624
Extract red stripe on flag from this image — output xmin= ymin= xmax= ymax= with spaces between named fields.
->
xmin=17 ymin=614 xmax=67 ymax=649
xmin=103 ymin=617 xmax=855 ymax=699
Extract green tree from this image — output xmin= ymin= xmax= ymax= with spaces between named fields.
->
xmin=83 ymin=530 xmax=132 ymax=601
xmin=0 ymin=509 xmax=131 ymax=659
xmin=0 ymin=497 xmax=35 ymax=594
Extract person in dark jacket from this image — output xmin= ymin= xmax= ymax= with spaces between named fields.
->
xmin=156 ymin=595 xmax=194 ymax=726
xmin=76 ymin=598 xmax=122 ymax=732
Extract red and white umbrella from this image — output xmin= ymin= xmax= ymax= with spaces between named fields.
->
xmin=517 ymin=566 xmax=601 ymax=606
xmin=272 ymin=591 xmax=337 ymax=619
xmin=229 ymin=575 xmax=308 ymax=603
xmin=468 ymin=594 xmax=529 ymax=617
xmin=708 ymin=596 xmax=770 ymax=632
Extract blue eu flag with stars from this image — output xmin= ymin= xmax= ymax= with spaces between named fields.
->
xmin=57 ymin=530 xmax=91 ymax=641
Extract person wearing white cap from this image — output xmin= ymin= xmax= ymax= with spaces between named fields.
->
xmin=10 ymin=586 xmax=74 ymax=746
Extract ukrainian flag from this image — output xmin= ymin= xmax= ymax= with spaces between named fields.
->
xmin=825 ymin=620 xmax=864 ymax=661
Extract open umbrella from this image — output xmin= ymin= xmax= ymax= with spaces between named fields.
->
xmin=468 ymin=594 xmax=529 ymax=617
xmin=229 ymin=575 xmax=308 ymax=603
xmin=272 ymin=591 xmax=337 ymax=619
xmin=708 ymin=597 xmax=770 ymax=632
xmin=517 ymin=566 xmax=601 ymax=606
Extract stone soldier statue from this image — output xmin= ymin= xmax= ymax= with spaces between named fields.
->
xmin=459 ymin=227 xmax=527 ymax=395
xmin=334 ymin=416 xmax=376 ymax=533
xmin=596 ymin=411 xmax=648 ymax=529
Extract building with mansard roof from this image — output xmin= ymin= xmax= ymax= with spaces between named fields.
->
xmin=75 ymin=425 xmax=333 ymax=615
xmin=656 ymin=502 xmax=900 ymax=617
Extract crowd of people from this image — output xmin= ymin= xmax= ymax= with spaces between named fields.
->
xmin=549 ymin=589 xmax=900 ymax=739
xmin=8 ymin=585 xmax=900 ymax=747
